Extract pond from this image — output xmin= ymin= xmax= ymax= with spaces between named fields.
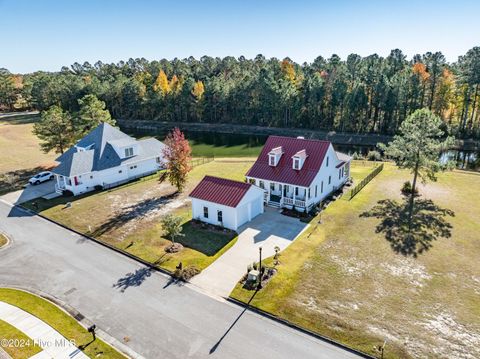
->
xmin=126 ymin=128 xmax=479 ymax=170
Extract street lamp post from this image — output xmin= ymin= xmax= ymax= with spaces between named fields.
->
xmin=257 ymin=247 xmax=262 ymax=290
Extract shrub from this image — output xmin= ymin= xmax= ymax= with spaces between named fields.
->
xmin=173 ymin=266 xmax=200 ymax=281
xmin=367 ymin=150 xmax=382 ymax=161
xmin=401 ymin=181 xmax=419 ymax=196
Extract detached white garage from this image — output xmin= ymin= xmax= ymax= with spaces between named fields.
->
xmin=189 ymin=176 xmax=264 ymax=231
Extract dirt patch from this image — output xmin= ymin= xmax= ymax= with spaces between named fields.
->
xmin=421 ymin=312 xmax=480 ymax=359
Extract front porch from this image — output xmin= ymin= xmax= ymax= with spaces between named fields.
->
xmin=262 ymin=182 xmax=313 ymax=211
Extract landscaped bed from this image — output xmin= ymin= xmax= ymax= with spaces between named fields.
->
xmin=0 ymin=288 xmax=126 ymax=358
xmin=0 ymin=233 xmax=8 ymax=248
xmin=22 ymin=159 xmax=252 ymax=274
xmin=231 ymin=163 xmax=480 ymax=359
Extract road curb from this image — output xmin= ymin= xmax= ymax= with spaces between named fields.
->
xmin=226 ymin=296 xmax=375 ymax=359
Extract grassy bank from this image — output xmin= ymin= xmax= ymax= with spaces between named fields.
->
xmin=0 ymin=288 xmax=126 ymax=358
xmin=0 ymin=319 xmax=42 ymax=358
xmin=231 ymin=164 xmax=480 ymax=358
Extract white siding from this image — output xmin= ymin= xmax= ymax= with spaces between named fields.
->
xmin=60 ymin=157 xmax=161 ymax=195
xmin=191 ymin=185 xmax=264 ymax=231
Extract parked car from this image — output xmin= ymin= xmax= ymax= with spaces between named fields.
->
xmin=28 ymin=171 xmax=54 ymax=185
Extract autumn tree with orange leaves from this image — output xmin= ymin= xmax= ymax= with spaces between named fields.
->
xmin=162 ymin=127 xmax=192 ymax=192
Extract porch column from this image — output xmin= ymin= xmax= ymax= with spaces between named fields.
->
xmin=293 ymin=186 xmax=296 ymax=205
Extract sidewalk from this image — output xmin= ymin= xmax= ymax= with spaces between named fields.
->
xmin=0 ymin=301 xmax=88 ymax=359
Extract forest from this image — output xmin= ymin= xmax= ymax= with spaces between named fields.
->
xmin=1 ymin=47 xmax=480 ymax=140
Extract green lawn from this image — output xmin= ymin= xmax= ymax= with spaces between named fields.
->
xmin=190 ymin=141 xmax=262 ymax=158
xmin=0 ymin=288 xmax=126 ymax=358
xmin=0 ymin=233 xmax=7 ymax=247
xmin=231 ymin=164 xmax=480 ymax=359
xmin=24 ymin=159 xmax=253 ymax=273
xmin=0 ymin=319 xmax=42 ymax=359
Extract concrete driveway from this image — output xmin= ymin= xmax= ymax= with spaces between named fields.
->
xmin=0 ymin=180 xmax=56 ymax=205
xmin=190 ymin=207 xmax=309 ymax=297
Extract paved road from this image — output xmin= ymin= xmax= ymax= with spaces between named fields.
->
xmin=191 ymin=208 xmax=308 ymax=297
xmin=0 ymin=201 xmax=360 ymax=359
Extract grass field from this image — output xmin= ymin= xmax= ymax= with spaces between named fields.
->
xmin=0 ymin=113 xmax=57 ymax=194
xmin=24 ymin=159 xmax=254 ymax=273
xmin=0 ymin=113 xmax=56 ymax=174
xmin=0 ymin=319 xmax=42 ymax=358
xmin=0 ymin=288 xmax=126 ymax=358
xmin=231 ymin=164 xmax=480 ymax=359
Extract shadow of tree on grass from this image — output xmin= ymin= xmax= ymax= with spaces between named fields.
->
xmin=360 ymin=198 xmax=454 ymax=257
xmin=90 ymin=192 xmax=179 ymax=238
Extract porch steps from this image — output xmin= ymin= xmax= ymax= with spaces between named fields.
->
xmin=268 ymin=201 xmax=281 ymax=208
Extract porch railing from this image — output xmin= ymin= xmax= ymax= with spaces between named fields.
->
xmin=294 ymin=199 xmax=306 ymax=207
xmin=283 ymin=197 xmax=294 ymax=205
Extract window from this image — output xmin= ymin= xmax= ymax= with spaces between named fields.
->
xmin=328 ymin=176 xmax=331 ymax=185
xmin=321 ymin=181 xmax=323 ymax=193
xmin=295 ymin=187 xmax=299 ymax=196
xmin=217 ymin=210 xmax=223 ymax=223
xmin=269 ymin=155 xmax=275 ymax=166
xmin=203 ymin=206 xmax=209 ymax=218
xmin=308 ymin=188 xmax=311 ymax=199
xmin=119 ymin=170 xmax=122 ymax=173
xmin=285 ymin=185 xmax=289 ymax=193
xmin=124 ymin=147 xmax=134 ymax=157
xmin=279 ymin=184 xmax=282 ymax=192
xmin=90 ymin=175 xmax=93 ymax=179
xmin=326 ymin=156 xmax=329 ymax=167
xmin=315 ymin=185 xmax=317 ymax=197
xmin=270 ymin=183 xmax=275 ymax=191
xmin=249 ymin=178 xmax=256 ymax=185
xmin=156 ymin=157 xmax=162 ymax=164
xmin=293 ymin=158 xmax=300 ymax=170
xmin=259 ymin=181 xmax=265 ymax=189
xmin=339 ymin=169 xmax=341 ymax=179
xmin=342 ymin=167 xmax=345 ymax=177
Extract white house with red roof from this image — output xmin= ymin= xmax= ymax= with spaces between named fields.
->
xmin=189 ymin=176 xmax=264 ymax=230
xmin=245 ymin=136 xmax=351 ymax=211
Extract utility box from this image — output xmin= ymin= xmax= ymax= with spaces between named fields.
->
xmin=247 ymin=269 xmax=259 ymax=282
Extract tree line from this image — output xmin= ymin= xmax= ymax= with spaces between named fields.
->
xmin=1 ymin=47 xmax=480 ymax=140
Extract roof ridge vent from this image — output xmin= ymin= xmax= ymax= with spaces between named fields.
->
xmin=297 ymin=136 xmax=305 ymax=139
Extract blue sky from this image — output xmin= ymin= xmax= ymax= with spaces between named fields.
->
xmin=1 ymin=0 xmax=479 ymax=73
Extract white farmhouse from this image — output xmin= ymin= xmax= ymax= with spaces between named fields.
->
xmin=189 ymin=176 xmax=264 ymax=231
xmin=52 ymin=123 xmax=165 ymax=195
xmin=245 ymin=135 xmax=351 ymax=211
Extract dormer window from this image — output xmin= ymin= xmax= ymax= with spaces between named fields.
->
xmin=269 ymin=155 xmax=275 ymax=166
xmin=268 ymin=146 xmax=283 ymax=167
xmin=292 ymin=149 xmax=307 ymax=170
xmin=124 ymin=147 xmax=134 ymax=157
xmin=293 ymin=158 xmax=300 ymax=170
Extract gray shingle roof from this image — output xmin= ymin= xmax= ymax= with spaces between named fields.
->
xmin=53 ymin=123 xmax=165 ymax=177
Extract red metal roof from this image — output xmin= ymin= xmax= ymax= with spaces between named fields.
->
xmin=189 ymin=176 xmax=252 ymax=207
xmin=246 ymin=136 xmax=331 ymax=187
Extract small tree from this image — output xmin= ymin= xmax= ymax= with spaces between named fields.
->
xmin=162 ymin=128 xmax=192 ymax=192
xmin=76 ymin=94 xmax=115 ymax=137
xmin=161 ymin=214 xmax=184 ymax=244
xmin=33 ymin=105 xmax=75 ymax=154
xmin=379 ymin=109 xmax=454 ymax=224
